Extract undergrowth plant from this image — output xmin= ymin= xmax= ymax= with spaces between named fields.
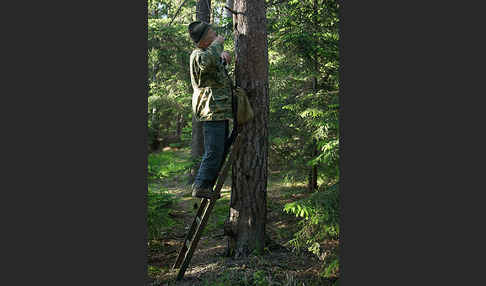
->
xmin=148 ymin=150 xmax=192 ymax=181
xmin=284 ymin=183 xmax=340 ymax=278
xmin=147 ymin=148 xmax=193 ymax=241
xmin=147 ymin=186 xmax=176 ymax=241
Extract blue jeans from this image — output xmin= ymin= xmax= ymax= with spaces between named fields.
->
xmin=194 ymin=120 xmax=229 ymax=188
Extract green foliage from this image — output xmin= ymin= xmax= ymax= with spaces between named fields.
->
xmin=267 ymin=0 xmax=340 ymax=186
xmin=284 ymin=183 xmax=340 ymax=277
xmin=147 ymin=185 xmax=176 ymax=240
xmin=253 ymin=270 xmax=269 ymax=286
xmin=147 ymin=150 xmax=192 ymax=180
xmin=147 ymin=265 xmax=164 ymax=277
xmin=147 ymin=149 xmax=191 ymax=241
xmin=148 ymin=19 xmax=193 ymax=151
xmin=322 ymin=257 xmax=339 ymax=278
xmin=284 ymin=183 xmax=339 ymax=240
xmin=148 ymin=0 xmax=198 ymax=22
xmin=267 ymin=1 xmax=341 ymax=278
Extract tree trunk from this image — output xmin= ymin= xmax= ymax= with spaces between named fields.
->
xmin=189 ymin=0 xmax=211 ymax=184
xmin=308 ymin=139 xmax=318 ymax=192
xmin=176 ymin=113 xmax=183 ymax=139
xmin=226 ymin=0 xmax=269 ymax=258
xmin=308 ymin=54 xmax=319 ymax=192
xmin=196 ymin=0 xmax=211 ymax=23
xmin=150 ymin=108 xmax=160 ymax=152
xmin=307 ymin=0 xmax=319 ymax=192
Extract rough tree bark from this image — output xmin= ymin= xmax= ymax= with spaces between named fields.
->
xmin=225 ymin=0 xmax=269 ymax=258
xmin=196 ymin=0 xmax=211 ymax=23
xmin=189 ymin=0 xmax=211 ymax=184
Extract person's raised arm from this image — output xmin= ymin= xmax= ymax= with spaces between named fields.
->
xmin=197 ymin=36 xmax=225 ymax=71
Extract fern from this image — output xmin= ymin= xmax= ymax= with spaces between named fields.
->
xmin=284 ymin=183 xmax=340 ymax=277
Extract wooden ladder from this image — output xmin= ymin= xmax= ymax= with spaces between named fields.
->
xmin=172 ymin=136 xmax=240 ymax=280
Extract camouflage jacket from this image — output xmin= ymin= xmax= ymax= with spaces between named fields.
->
xmin=190 ymin=41 xmax=233 ymax=121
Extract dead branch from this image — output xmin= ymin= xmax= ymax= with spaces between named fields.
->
xmin=168 ymin=0 xmax=190 ymax=26
xmin=224 ymin=5 xmax=245 ymax=16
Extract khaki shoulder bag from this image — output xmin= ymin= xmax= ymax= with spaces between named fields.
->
xmin=234 ymin=86 xmax=254 ymax=125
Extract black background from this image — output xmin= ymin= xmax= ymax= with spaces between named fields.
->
xmin=1 ymin=1 xmax=485 ymax=285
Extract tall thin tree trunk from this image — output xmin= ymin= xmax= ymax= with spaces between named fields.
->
xmin=307 ymin=0 xmax=319 ymax=192
xmin=176 ymin=113 xmax=183 ymax=139
xmin=308 ymin=74 xmax=318 ymax=192
xmin=308 ymin=139 xmax=318 ymax=192
xmin=189 ymin=0 xmax=212 ymax=184
xmin=196 ymin=0 xmax=211 ymax=23
xmin=226 ymin=0 xmax=269 ymax=258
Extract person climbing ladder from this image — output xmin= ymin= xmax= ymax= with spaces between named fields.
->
xmin=188 ymin=21 xmax=234 ymax=200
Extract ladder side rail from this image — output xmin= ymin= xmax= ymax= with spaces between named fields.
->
xmin=172 ymin=198 xmax=208 ymax=269
xmin=176 ymin=200 xmax=217 ymax=280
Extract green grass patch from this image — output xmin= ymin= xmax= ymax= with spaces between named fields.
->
xmin=147 ymin=265 xmax=164 ymax=277
xmin=148 ymin=150 xmax=192 ymax=181
xmin=147 ymin=185 xmax=177 ymax=240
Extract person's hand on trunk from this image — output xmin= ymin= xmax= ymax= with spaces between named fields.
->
xmin=221 ymin=51 xmax=231 ymax=65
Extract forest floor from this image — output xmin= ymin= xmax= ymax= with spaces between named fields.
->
xmin=147 ymin=148 xmax=335 ymax=286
